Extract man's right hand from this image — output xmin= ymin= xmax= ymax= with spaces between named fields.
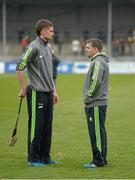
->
xmin=18 ymin=88 xmax=26 ymax=98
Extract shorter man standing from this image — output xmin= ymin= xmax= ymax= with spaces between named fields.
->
xmin=83 ymin=38 xmax=109 ymax=168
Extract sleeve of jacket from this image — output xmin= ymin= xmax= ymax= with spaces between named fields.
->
xmin=16 ymin=46 xmax=38 ymax=71
xmin=87 ymin=60 xmax=103 ymax=97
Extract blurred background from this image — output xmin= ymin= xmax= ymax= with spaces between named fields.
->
xmin=0 ymin=1 xmax=135 ymax=178
xmin=0 ymin=0 xmax=135 ymax=73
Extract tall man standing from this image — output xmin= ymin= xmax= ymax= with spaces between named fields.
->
xmin=83 ymin=38 xmax=109 ymax=168
xmin=16 ymin=19 xmax=59 ymax=167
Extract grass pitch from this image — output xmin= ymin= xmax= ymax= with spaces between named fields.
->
xmin=0 ymin=74 xmax=135 ymax=179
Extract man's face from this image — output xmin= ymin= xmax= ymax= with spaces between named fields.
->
xmin=41 ymin=26 xmax=54 ymax=41
xmin=85 ymin=43 xmax=97 ymax=58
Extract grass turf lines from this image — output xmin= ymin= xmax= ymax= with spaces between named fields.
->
xmin=0 ymin=74 xmax=135 ymax=179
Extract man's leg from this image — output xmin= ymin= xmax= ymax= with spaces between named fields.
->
xmin=85 ymin=107 xmax=104 ymax=167
xmin=41 ymin=92 xmax=54 ymax=163
xmin=99 ymin=105 xmax=107 ymax=164
xmin=27 ymin=89 xmax=46 ymax=163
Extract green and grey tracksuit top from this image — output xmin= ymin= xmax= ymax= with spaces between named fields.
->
xmin=16 ymin=37 xmax=54 ymax=92
xmin=83 ymin=53 xmax=109 ymax=107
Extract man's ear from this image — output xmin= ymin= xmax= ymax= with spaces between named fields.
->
xmin=41 ymin=28 xmax=46 ymax=35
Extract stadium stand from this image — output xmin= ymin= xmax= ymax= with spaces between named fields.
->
xmin=0 ymin=0 xmax=135 ymax=60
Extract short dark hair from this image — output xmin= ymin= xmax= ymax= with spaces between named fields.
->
xmin=86 ymin=38 xmax=103 ymax=52
xmin=35 ymin=19 xmax=53 ymax=35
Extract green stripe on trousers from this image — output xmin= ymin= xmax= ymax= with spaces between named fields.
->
xmin=94 ymin=107 xmax=101 ymax=151
xmin=31 ymin=90 xmax=36 ymax=143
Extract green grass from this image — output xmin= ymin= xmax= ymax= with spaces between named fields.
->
xmin=0 ymin=74 xmax=135 ymax=179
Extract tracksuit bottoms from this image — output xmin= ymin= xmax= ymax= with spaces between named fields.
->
xmin=85 ymin=105 xmax=107 ymax=166
xmin=26 ymin=86 xmax=53 ymax=163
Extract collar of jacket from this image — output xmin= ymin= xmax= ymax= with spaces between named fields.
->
xmin=90 ymin=52 xmax=107 ymax=61
xmin=37 ymin=36 xmax=48 ymax=46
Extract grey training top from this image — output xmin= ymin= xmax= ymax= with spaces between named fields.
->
xmin=83 ymin=53 xmax=109 ymax=107
xmin=16 ymin=37 xmax=54 ymax=92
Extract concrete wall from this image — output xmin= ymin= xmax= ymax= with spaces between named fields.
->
xmin=0 ymin=2 xmax=135 ymax=42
